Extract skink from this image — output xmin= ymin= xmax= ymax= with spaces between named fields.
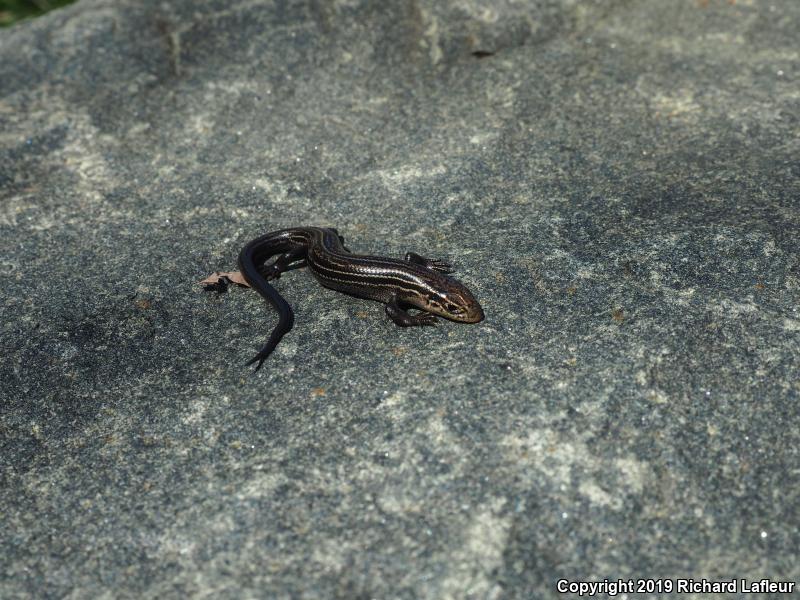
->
xmin=234 ymin=227 xmax=484 ymax=369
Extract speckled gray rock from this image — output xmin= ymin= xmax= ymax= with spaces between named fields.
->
xmin=2 ymin=0 xmax=799 ymax=598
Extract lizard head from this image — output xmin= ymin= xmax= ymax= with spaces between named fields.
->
xmin=415 ymin=278 xmax=485 ymax=323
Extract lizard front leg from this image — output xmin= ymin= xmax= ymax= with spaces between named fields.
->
xmin=384 ymin=293 xmax=438 ymax=327
xmin=404 ymin=252 xmax=454 ymax=274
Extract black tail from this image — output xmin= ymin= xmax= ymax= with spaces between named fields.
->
xmin=244 ymin=317 xmax=293 ymax=371
xmin=238 ymin=232 xmax=298 ymax=370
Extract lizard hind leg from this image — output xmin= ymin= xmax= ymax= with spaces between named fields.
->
xmin=258 ymin=247 xmax=308 ymax=281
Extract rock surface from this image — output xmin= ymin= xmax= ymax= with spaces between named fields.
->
xmin=2 ymin=0 xmax=798 ymax=598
